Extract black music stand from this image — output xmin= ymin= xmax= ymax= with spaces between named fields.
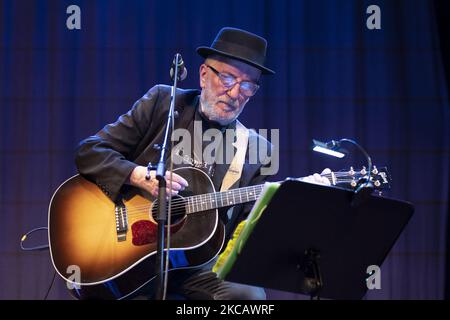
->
xmin=225 ymin=179 xmax=414 ymax=300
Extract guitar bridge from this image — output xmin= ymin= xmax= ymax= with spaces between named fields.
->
xmin=115 ymin=203 xmax=128 ymax=242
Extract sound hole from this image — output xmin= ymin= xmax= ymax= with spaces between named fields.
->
xmin=151 ymin=195 xmax=187 ymax=224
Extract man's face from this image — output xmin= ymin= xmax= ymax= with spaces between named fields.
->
xmin=199 ymin=56 xmax=261 ymax=126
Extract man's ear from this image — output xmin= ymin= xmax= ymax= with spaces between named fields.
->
xmin=199 ymin=64 xmax=207 ymax=89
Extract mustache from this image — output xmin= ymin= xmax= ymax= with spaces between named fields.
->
xmin=218 ymin=99 xmax=239 ymax=108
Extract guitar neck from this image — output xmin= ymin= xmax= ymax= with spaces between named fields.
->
xmin=185 ymin=173 xmax=330 ymax=214
xmin=185 ymin=184 xmax=265 ymax=214
xmin=184 ymin=167 xmax=389 ymax=214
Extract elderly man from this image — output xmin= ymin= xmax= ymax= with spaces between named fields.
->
xmin=75 ymin=27 xmax=329 ymax=300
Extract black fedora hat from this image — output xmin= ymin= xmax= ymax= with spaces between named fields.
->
xmin=197 ymin=27 xmax=275 ymax=75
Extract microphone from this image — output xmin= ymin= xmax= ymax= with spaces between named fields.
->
xmin=170 ymin=53 xmax=187 ymax=81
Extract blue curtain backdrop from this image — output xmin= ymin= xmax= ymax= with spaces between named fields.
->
xmin=1 ymin=0 xmax=449 ymax=299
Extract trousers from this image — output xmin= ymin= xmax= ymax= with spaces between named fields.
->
xmin=131 ymin=260 xmax=266 ymax=300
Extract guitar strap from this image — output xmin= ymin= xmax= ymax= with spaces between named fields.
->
xmin=220 ymin=120 xmax=249 ymax=220
xmin=220 ymin=120 xmax=249 ymax=192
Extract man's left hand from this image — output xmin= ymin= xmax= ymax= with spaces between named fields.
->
xmin=302 ymin=168 xmax=332 ymax=186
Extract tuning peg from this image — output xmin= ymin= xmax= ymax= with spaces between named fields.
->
xmin=349 ymin=166 xmax=355 ymax=176
xmin=372 ymin=165 xmax=378 ymax=175
xmin=374 ymin=180 xmax=381 ymax=187
xmin=361 ymin=166 xmax=367 ymax=175
xmin=350 ymin=179 xmax=357 ymax=187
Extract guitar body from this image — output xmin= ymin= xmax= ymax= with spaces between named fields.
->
xmin=48 ymin=167 xmax=225 ymax=300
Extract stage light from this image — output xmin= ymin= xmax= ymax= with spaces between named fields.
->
xmin=312 ymin=139 xmax=346 ymax=158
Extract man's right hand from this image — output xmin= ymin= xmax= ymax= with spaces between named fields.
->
xmin=128 ymin=166 xmax=189 ymax=197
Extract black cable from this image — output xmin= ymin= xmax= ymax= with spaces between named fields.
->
xmin=20 ymin=227 xmax=55 ymax=299
xmin=20 ymin=227 xmax=49 ymax=251
xmin=44 ymin=270 xmax=57 ymax=300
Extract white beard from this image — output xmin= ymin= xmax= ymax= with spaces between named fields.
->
xmin=199 ymin=95 xmax=244 ymax=126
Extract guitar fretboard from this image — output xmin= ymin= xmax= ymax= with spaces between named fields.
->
xmin=185 ymin=184 xmax=265 ymax=214
xmin=182 ymin=166 xmax=389 ymax=214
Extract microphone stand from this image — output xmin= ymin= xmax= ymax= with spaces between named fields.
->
xmin=149 ymin=53 xmax=183 ymax=300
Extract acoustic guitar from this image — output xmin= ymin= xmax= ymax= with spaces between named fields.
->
xmin=48 ymin=166 xmax=390 ymax=299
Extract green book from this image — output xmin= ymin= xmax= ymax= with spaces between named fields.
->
xmin=213 ymin=182 xmax=280 ymax=280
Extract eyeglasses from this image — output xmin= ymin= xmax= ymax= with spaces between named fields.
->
xmin=206 ymin=65 xmax=260 ymax=97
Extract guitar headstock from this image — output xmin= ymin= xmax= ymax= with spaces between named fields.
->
xmin=330 ymin=166 xmax=391 ymax=192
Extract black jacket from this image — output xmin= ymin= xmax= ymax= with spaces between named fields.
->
xmin=75 ymin=84 xmax=273 ymax=234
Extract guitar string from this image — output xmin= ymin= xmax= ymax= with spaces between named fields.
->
xmin=127 ymin=202 xmax=248 ymax=218
xmin=119 ymin=173 xmax=381 ymax=216
xmin=123 ymin=185 xmax=364 ymax=222
xmin=122 ymin=185 xmax=264 ymax=214
xmin=121 ymin=174 xmax=371 ymax=221
xmin=123 ymin=187 xmax=263 ymax=216
xmin=121 ymin=171 xmax=378 ymax=215
xmin=127 ymin=210 xmax=212 ymax=221
xmin=120 ymin=174 xmax=380 ymax=213
xmin=124 ymin=189 xmax=385 ymax=222
xmin=123 ymin=172 xmax=366 ymax=213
